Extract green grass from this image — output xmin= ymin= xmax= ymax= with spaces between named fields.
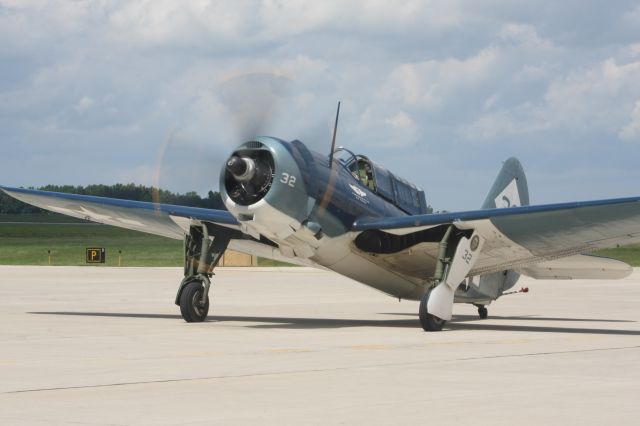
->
xmin=0 ymin=223 xmax=183 ymax=266
xmin=0 ymin=215 xmax=295 ymax=267
xmin=257 ymin=258 xmax=297 ymax=267
xmin=593 ymin=245 xmax=640 ymax=267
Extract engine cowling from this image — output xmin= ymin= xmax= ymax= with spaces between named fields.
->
xmin=220 ymin=137 xmax=312 ymax=242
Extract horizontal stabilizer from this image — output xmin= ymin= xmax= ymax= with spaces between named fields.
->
xmin=517 ymin=254 xmax=632 ymax=280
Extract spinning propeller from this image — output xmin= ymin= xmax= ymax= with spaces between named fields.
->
xmin=151 ymin=71 xmax=293 ymax=209
xmin=151 ymin=69 xmax=344 ymax=222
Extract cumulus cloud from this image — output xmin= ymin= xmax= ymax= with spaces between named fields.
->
xmin=619 ymin=101 xmax=640 ymax=141
xmin=461 ymin=57 xmax=640 ymax=143
xmin=624 ymin=4 xmax=640 ymax=23
xmin=385 ymin=111 xmax=415 ymax=131
xmin=1 ymin=1 xmax=640 ymax=209
xmin=498 ymin=23 xmax=556 ymax=52
xmin=106 ymin=0 xmax=468 ymax=48
xmin=383 ymin=47 xmax=499 ymax=110
xmin=74 ymin=97 xmax=95 ymax=114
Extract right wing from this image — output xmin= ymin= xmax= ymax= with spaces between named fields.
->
xmin=0 ymin=186 xmax=323 ymax=267
xmin=0 ymin=186 xmax=317 ymax=266
xmin=1 ymin=186 xmax=238 ymax=240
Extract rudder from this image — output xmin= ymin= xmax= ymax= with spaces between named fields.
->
xmin=481 ymin=157 xmax=529 ymax=209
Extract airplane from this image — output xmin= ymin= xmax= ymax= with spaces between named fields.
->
xmin=2 ymin=104 xmax=640 ymax=331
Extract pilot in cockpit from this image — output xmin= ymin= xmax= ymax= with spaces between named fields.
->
xmin=358 ymin=161 xmax=375 ymax=191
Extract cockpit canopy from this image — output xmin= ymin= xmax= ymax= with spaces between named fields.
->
xmin=334 ymin=147 xmax=428 ymax=215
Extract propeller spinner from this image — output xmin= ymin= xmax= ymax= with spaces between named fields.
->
xmin=223 ymin=147 xmax=275 ymax=206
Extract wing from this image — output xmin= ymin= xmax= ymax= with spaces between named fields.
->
xmin=352 ymin=196 xmax=640 ymax=278
xmin=1 ymin=186 xmax=327 ymax=267
xmin=1 ymin=186 xmax=238 ymax=240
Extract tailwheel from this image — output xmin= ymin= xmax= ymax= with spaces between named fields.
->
xmin=180 ymin=281 xmax=210 ymax=322
xmin=474 ymin=304 xmax=488 ymax=319
xmin=478 ymin=305 xmax=488 ymax=319
xmin=419 ymin=288 xmax=446 ymax=332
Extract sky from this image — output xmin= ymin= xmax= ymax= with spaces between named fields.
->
xmin=1 ymin=0 xmax=640 ymax=211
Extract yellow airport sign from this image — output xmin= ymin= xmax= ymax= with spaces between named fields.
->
xmin=86 ymin=248 xmax=105 ymax=264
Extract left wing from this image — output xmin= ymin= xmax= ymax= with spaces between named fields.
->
xmin=352 ymin=196 xmax=640 ymax=277
xmin=1 ymin=186 xmax=238 ymax=240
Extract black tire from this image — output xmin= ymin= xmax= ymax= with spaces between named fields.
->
xmin=419 ymin=288 xmax=446 ymax=331
xmin=478 ymin=306 xmax=488 ymax=320
xmin=179 ymin=281 xmax=209 ymax=322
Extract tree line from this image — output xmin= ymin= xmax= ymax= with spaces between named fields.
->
xmin=0 ymin=184 xmax=225 ymax=214
xmin=1 ymin=183 xmax=440 ymax=215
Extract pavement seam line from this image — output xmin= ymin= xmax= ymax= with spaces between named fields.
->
xmin=3 ymin=344 xmax=639 ymax=395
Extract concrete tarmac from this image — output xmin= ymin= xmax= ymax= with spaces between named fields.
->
xmin=0 ymin=265 xmax=639 ymax=425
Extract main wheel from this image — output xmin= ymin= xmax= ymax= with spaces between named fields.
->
xmin=179 ymin=281 xmax=209 ymax=322
xmin=477 ymin=305 xmax=488 ymax=319
xmin=419 ymin=288 xmax=446 ymax=331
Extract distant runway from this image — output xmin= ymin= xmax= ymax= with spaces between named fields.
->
xmin=1 ymin=266 xmax=639 ymax=425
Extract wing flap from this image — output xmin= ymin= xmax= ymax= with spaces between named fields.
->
xmin=518 ymin=254 xmax=632 ymax=280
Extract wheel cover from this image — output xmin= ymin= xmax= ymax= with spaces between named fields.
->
xmin=431 ymin=315 xmax=444 ymax=325
xmin=190 ymin=290 xmax=206 ymax=316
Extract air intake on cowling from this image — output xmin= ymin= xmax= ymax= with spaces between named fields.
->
xmin=245 ymin=141 xmax=264 ymax=149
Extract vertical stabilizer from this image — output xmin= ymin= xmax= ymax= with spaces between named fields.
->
xmin=481 ymin=157 xmax=529 ymax=209
xmin=474 ymin=157 xmax=528 ymax=301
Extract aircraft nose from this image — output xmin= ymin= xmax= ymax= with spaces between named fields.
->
xmin=226 ymin=155 xmax=246 ymax=175
xmin=226 ymin=156 xmax=255 ymax=181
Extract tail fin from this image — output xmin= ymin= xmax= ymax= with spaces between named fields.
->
xmin=481 ymin=157 xmax=529 ymax=209
xmin=477 ymin=158 xmax=528 ymax=300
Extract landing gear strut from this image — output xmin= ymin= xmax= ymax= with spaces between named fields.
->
xmin=175 ymin=224 xmax=231 ymax=323
xmin=419 ymin=226 xmax=485 ymax=332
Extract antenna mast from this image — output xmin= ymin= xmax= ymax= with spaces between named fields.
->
xmin=328 ymin=101 xmax=341 ymax=167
